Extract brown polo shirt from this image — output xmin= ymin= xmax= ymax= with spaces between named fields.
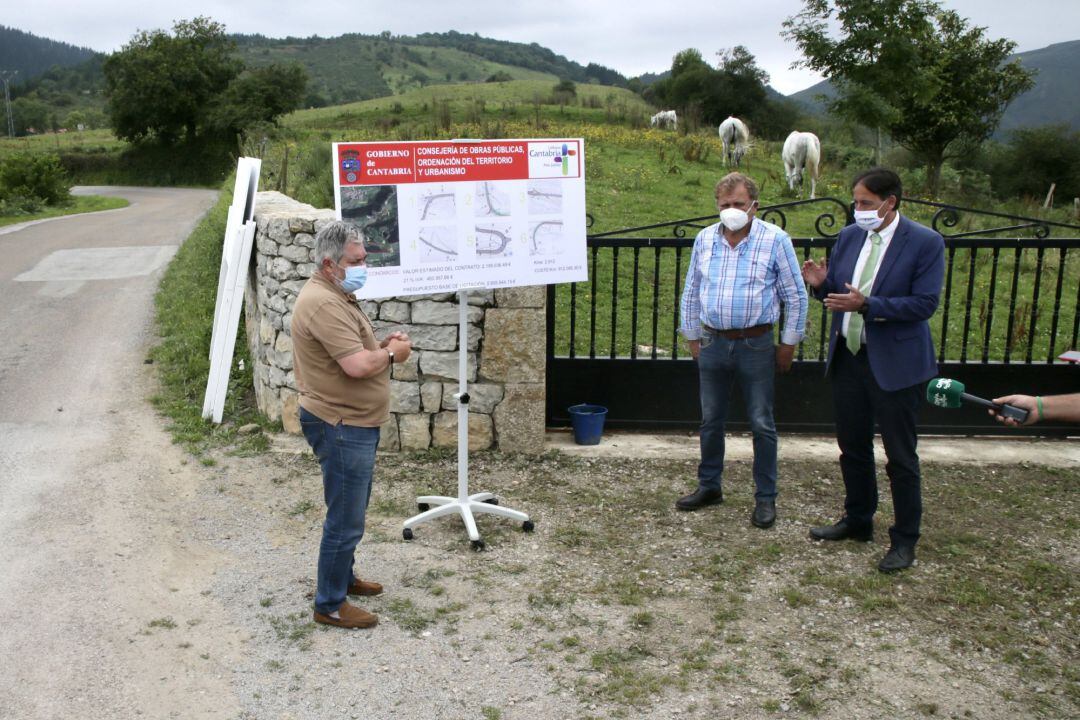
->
xmin=290 ymin=272 xmax=390 ymax=427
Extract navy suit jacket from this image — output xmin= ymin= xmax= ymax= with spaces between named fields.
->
xmin=815 ymin=215 xmax=945 ymax=391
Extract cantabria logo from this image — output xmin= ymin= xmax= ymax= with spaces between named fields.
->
xmin=529 ymin=143 xmax=577 ymax=175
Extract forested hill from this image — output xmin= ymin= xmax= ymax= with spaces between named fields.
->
xmin=0 ymin=26 xmax=97 ymax=81
xmin=788 ymin=39 xmax=1080 ymax=136
xmin=233 ymin=30 xmax=627 ymax=108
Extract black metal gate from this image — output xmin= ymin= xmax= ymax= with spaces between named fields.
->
xmin=546 ymin=198 xmax=1080 ymax=436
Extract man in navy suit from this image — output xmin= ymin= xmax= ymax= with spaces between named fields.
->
xmin=801 ymin=167 xmax=945 ymax=572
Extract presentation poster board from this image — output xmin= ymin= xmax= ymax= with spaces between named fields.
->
xmin=332 ymin=138 xmax=587 ymax=299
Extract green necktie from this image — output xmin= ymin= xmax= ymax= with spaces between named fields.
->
xmin=846 ymin=232 xmax=883 ymax=355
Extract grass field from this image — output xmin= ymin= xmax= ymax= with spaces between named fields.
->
xmin=0 ymin=193 xmax=129 ymax=227
xmin=269 ymin=80 xmax=1080 ymax=365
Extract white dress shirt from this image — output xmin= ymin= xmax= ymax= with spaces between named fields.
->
xmin=841 ymin=212 xmax=901 ymax=340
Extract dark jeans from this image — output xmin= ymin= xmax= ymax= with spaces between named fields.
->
xmin=696 ymin=330 xmax=778 ymax=501
xmin=299 ymin=407 xmax=380 ymax=615
xmin=831 ymin=346 xmax=922 ymax=548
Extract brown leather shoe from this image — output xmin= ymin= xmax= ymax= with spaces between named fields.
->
xmin=347 ymin=577 xmax=383 ymax=596
xmin=313 ymin=600 xmax=378 ymax=629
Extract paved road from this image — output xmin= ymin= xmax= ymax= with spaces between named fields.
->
xmin=0 ymin=187 xmax=244 ymax=718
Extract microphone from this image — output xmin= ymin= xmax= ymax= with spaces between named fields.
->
xmin=925 ymin=378 xmax=1030 ymax=423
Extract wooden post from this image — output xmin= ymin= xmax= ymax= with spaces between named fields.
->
xmin=1043 ymin=183 xmax=1056 ymax=208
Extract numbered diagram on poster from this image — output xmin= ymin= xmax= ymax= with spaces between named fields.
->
xmin=417 ymin=226 xmax=459 ymax=264
xmin=475 ymin=221 xmax=514 ymax=258
xmin=529 ymin=220 xmax=565 ymax=256
xmin=341 ymin=185 xmax=400 ymax=267
xmin=475 ymin=181 xmax=511 ymax=217
xmin=417 ymin=185 xmax=456 ymax=222
xmin=528 ymin=179 xmax=563 ymax=214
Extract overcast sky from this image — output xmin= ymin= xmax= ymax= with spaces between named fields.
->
xmin=7 ymin=1 xmax=1078 ymax=95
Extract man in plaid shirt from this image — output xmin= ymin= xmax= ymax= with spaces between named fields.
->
xmin=677 ymin=172 xmax=808 ymax=528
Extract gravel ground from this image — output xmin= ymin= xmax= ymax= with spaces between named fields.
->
xmin=154 ymin=431 xmax=1078 ymax=720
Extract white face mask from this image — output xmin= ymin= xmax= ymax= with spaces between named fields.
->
xmin=719 ymin=203 xmax=754 ymax=232
xmin=853 ymin=200 xmax=888 ymax=232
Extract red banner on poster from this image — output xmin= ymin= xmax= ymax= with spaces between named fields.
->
xmin=336 ymin=140 xmax=581 ymax=186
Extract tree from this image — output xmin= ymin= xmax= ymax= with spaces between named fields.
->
xmin=209 ymin=63 xmax=307 ymax=135
xmin=103 ymin=17 xmax=240 ymax=143
xmin=784 ymin=0 xmax=1035 ymax=195
xmin=648 ymin=46 xmax=788 ymax=135
xmin=103 ymin=17 xmax=306 ymax=147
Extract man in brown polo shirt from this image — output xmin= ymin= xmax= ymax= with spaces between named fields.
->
xmin=291 ymin=221 xmax=411 ymax=629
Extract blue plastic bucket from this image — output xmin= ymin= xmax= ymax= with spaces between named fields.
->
xmin=568 ymin=404 xmax=608 ymax=445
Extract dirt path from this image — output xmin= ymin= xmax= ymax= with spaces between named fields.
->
xmin=0 ymin=187 xmax=244 ymax=719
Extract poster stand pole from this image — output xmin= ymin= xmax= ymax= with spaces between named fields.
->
xmin=401 ymin=290 xmax=534 ymax=550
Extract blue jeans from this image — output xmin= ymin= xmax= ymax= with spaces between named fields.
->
xmin=299 ymin=407 xmax=380 ymax=615
xmin=696 ymin=330 xmax=778 ymax=501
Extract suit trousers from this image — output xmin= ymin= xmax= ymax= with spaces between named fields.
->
xmin=830 ymin=345 xmax=923 ymax=548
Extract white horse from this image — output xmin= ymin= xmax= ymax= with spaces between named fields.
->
xmin=718 ymin=116 xmax=750 ymax=167
xmin=782 ymin=131 xmax=821 ymax=199
xmin=650 ymin=110 xmax=677 ymax=130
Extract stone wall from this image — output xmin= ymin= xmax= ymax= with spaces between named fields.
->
xmin=244 ymin=191 xmax=546 ymax=453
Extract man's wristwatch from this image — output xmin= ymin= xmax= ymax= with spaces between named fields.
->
xmin=386 ymin=348 xmax=395 ymax=364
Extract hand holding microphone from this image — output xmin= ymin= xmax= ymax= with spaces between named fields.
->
xmin=924 ymin=378 xmax=1030 ymax=424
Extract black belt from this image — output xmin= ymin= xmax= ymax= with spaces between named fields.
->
xmin=703 ymin=323 xmax=772 ymax=340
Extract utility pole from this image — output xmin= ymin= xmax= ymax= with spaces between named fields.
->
xmin=0 ymin=71 xmax=16 ymax=138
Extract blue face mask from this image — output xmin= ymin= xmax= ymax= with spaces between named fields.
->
xmin=339 ymin=265 xmax=368 ymax=293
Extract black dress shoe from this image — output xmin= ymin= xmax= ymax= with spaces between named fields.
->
xmin=809 ymin=519 xmax=873 ymax=542
xmin=751 ymin=500 xmax=776 ymax=528
xmin=878 ymin=545 xmax=916 ymax=573
xmin=675 ymin=487 xmax=724 ymax=511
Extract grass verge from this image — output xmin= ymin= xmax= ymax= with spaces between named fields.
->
xmin=148 ymin=178 xmax=271 ymax=456
xmin=0 ymin=194 xmax=129 ymax=228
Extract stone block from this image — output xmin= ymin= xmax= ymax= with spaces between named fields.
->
xmin=274 ymin=332 xmax=293 ymax=354
xmin=256 ymin=233 xmax=278 ymax=255
xmin=280 ymin=243 xmax=311 ymax=263
xmin=390 ymin=380 xmax=421 ymax=413
xmin=411 ymin=300 xmax=484 ymax=325
xmin=272 ymin=350 xmax=294 ymax=371
xmin=441 ymin=382 xmax=504 ymax=413
xmin=480 ymin=308 xmax=545 ymax=382
xmin=282 ymin=391 xmax=301 ymax=434
xmin=268 ymin=293 xmax=287 ymax=314
xmin=268 ymin=366 xmax=287 ymax=388
xmin=398 ymin=413 xmax=431 ymax=450
xmin=493 ymin=383 xmax=545 ymax=454
xmin=378 ymin=416 xmax=400 ymax=452
xmin=495 ymin=285 xmax=545 ymax=308
xmin=296 ymin=263 xmax=317 ymax=278
xmin=294 ymin=232 xmax=315 ymax=249
xmin=466 ymin=289 xmax=495 ymax=306
xmin=267 ymin=218 xmax=293 ymax=244
xmin=288 ymin=217 xmax=315 ymax=234
xmin=405 ymin=324 xmax=457 ymax=351
xmin=432 ymin=411 xmax=493 ymax=451
xmin=260 ymin=316 xmax=275 ymax=345
xmin=359 ymin=300 xmax=379 ymax=319
xmin=391 ymin=352 xmax=419 ymax=381
xmin=420 ymin=350 xmax=477 ymax=382
xmin=270 ymin=257 xmax=295 ymax=281
xmin=261 ymin=386 xmax=283 ymax=422
xmin=379 ymin=300 xmax=411 ymax=323
xmin=420 ymin=381 xmax=443 ymax=413
xmin=281 ymin=279 xmax=307 ymax=296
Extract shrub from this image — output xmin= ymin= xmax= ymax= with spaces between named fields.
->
xmin=0 ymin=152 xmax=71 ymax=208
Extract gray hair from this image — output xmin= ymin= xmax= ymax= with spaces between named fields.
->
xmin=714 ymin=172 xmax=759 ymax=203
xmin=313 ymin=221 xmax=364 ymax=265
